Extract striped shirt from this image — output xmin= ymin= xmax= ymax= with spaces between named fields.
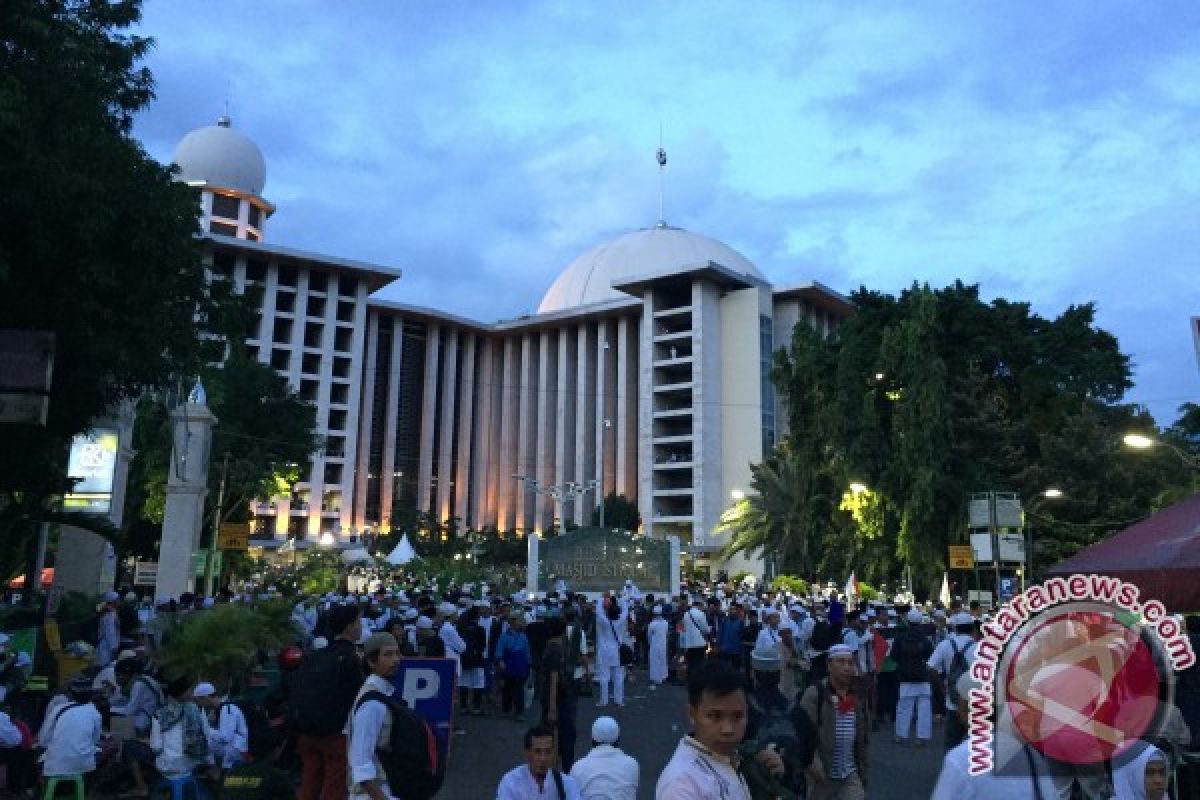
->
xmin=830 ymin=705 xmax=857 ymax=780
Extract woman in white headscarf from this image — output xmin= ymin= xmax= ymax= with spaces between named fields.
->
xmin=1112 ymin=742 xmax=1169 ymax=800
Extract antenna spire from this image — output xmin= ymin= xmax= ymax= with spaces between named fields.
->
xmin=656 ymin=124 xmax=668 ymax=228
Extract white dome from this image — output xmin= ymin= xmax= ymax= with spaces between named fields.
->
xmin=172 ymin=117 xmax=267 ymax=196
xmin=538 ymin=225 xmax=765 ymax=313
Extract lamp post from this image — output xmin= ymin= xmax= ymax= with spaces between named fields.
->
xmin=1025 ymin=488 xmax=1063 ymax=586
xmin=1123 ymin=432 xmax=1200 ymax=470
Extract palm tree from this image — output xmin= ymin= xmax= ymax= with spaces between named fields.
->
xmin=718 ymin=447 xmax=827 ymax=576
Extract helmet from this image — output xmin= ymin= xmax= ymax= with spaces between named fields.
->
xmin=277 ymin=645 xmax=303 ymax=671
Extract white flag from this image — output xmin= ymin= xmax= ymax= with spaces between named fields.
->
xmin=939 ymin=572 xmax=951 ymax=606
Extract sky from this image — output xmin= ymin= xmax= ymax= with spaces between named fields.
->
xmin=132 ymin=1 xmax=1200 ymax=425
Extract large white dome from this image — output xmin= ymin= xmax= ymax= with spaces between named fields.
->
xmin=538 ymin=225 xmax=765 ymax=313
xmin=172 ymin=116 xmax=267 ymax=196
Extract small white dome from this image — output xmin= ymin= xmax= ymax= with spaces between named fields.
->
xmin=538 ymin=225 xmax=765 ymax=313
xmin=172 ymin=116 xmax=267 ymax=196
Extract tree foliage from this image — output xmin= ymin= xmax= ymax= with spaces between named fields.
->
xmin=590 ymin=492 xmax=642 ymax=532
xmin=0 ymin=0 xmax=212 ymax=579
xmin=727 ymin=281 xmax=1192 ymax=597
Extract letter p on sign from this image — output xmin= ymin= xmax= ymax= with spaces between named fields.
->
xmin=401 ymin=668 xmax=440 ymax=705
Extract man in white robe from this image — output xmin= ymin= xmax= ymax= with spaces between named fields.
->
xmin=647 ymin=605 xmax=669 ymax=687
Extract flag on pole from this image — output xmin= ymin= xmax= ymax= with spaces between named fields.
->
xmin=844 ymin=572 xmax=859 ymax=602
xmin=939 ymin=572 xmax=951 ymax=606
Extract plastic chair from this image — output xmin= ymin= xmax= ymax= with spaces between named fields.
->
xmin=42 ymin=774 xmax=85 ymax=800
xmin=153 ymin=774 xmax=205 ymax=800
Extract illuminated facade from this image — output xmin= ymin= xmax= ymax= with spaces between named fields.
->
xmin=173 ymin=118 xmax=851 ymax=573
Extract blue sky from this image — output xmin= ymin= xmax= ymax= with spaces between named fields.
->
xmin=133 ymin=1 xmax=1200 ymax=425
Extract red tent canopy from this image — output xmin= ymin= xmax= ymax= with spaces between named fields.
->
xmin=6 ymin=567 xmax=54 ymax=589
xmin=1046 ymin=492 xmax=1200 ymax=612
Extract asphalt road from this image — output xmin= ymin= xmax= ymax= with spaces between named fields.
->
xmin=441 ymin=667 xmax=947 ymax=799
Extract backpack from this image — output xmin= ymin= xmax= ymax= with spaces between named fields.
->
xmin=355 ymin=690 xmax=444 ymax=800
xmin=809 ymin=620 xmax=835 ymax=652
xmin=944 ymin=639 xmax=970 ymax=706
xmin=791 ymin=680 xmax=827 ymax=770
xmin=894 ymin=629 xmax=930 ymax=683
xmin=288 ymin=645 xmax=359 ymax=736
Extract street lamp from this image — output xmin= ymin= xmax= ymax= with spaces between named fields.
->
xmin=1025 ymin=488 xmax=1064 ymax=586
xmin=1122 ymin=432 xmax=1199 ymax=469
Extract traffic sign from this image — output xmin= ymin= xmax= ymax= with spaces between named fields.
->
xmin=218 ymin=523 xmax=250 ymax=550
xmin=948 ymin=545 xmax=974 ymax=570
xmin=133 ymin=561 xmax=158 ymax=586
xmin=999 ymin=577 xmax=1016 ymax=600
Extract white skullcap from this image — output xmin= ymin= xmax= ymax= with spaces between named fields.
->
xmin=652 ymin=605 xmax=663 ymax=615
xmin=439 ymin=602 xmax=457 ymax=615
xmin=591 ymin=716 xmax=620 ymax=744
xmin=312 ymin=636 xmax=329 ymax=650
xmin=474 ymin=600 xmax=489 ymax=608
xmin=906 ymin=609 xmax=923 ymax=624
xmin=416 ymin=616 xmax=434 ymax=631
xmin=104 ymin=591 xmax=119 ymax=602
xmin=193 ymin=682 xmax=216 ymax=698
xmin=404 ymin=609 xmax=418 ymax=620
xmin=951 ymin=612 xmax=974 ymax=627
xmin=828 ymin=644 xmax=856 ymax=658
xmin=124 ymin=591 xmax=138 ymax=602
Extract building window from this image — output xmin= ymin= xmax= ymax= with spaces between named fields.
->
xmin=270 ymin=348 xmax=290 ymax=371
xmin=301 ymin=352 xmax=320 ymax=375
xmin=338 ymin=274 xmax=358 ymax=298
xmin=333 ymin=356 xmax=351 ymax=379
xmin=278 ymin=263 xmax=298 ymax=287
xmin=209 ymin=221 xmax=237 ymax=236
xmin=304 ymin=322 xmax=323 ymax=349
xmin=325 ymin=436 xmax=346 ymax=457
xmin=330 ymin=383 xmax=349 ymax=405
xmin=759 ymin=315 xmax=776 ymax=454
xmin=246 ymin=205 xmax=261 ymax=228
xmin=246 ymin=258 xmax=267 ymax=283
xmin=300 ymin=379 xmax=319 ymax=401
xmin=211 ymin=251 xmax=235 ymax=277
xmin=334 ymin=328 xmax=353 ymax=353
xmin=328 ymin=409 xmax=347 ymax=431
xmin=308 ymin=271 xmax=328 ymax=293
xmin=306 ymin=296 xmax=326 ymax=318
xmin=211 ymin=193 xmax=240 ymax=220
xmin=272 ymin=318 xmax=292 ymax=344
xmin=324 ymin=463 xmax=343 ymax=485
xmin=275 ymin=292 xmax=295 ymax=314
xmin=337 ymin=300 xmax=355 ymax=323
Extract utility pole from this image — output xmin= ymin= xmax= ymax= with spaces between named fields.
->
xmin=204 ymin=451 xmax=230 ymax=597
xmin=598 ymin=418 xmax=611 ymax=529
xmin=989 ymin=492 xmax=1002 ymax=608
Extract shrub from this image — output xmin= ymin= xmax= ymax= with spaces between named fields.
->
xmin=771 ymin=575 xmax=810 ymax=596
xmin=155 ymin=600 xmax=296 ymax=690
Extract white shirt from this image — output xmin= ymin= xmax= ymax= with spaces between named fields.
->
xmin=40 ymin=702 xmax=102 ymax=776
xmin=927 ymin=634 xmax=977 ymax=711
xmin=754 ymin=626 xmax=781 ymax=652
xmin=569 ymin=744 xmax=638 ymax=800
xmin=931 ymin=737 xmax=1057 ymax=799
xmin=656 ymin=736 xmax=751 ymax=800
xmin=209 ymin=701 xmax=248 ymax=768
xmin=497 ymin=764 xmax=581 ymax=799
xmin=0 ymin=709 xmax=23 ymax=748
xmin=347 ymin=674 xmax=396 ymax=798
xmin=681 ymin=608 xmax=711 ymax=650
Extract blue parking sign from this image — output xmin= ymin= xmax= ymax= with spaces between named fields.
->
xmin=999 ymin=577 xmax=1015 ymax=600
xmin=392 ymin=658 xmax=459 ymax=758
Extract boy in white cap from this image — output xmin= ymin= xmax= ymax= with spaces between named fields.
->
xmin=568 ymin=716 xmax=638 ymax=800
xmin=194 ymin=682 xmax=248 ymax=770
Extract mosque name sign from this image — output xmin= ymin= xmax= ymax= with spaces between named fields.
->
xmin=536 ymin=528 xmax=671 ymax=594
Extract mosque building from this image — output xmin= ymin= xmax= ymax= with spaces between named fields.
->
xmin=171 ymin=117 xmax=852 ymax=576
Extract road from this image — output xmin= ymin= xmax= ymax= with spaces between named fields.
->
xmin=441 ymin=667 xmax=946 ymax=799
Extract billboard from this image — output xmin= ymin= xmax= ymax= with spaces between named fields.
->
xmin=63 ymin=429 xmax=119 ymax=513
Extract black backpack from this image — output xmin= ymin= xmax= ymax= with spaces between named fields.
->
xmin=894 ymin=629 xmax=930 ymax=683
xmin=288 ymin=645 xmax=359 ymax=736
xmin=791 ymin=680 xmax=827 ymax=770
xmin=809 ymin=620 xmax=835 ymax=652
xmin=355 ymin=690 xmax=444 ymax=800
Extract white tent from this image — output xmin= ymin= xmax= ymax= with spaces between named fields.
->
xmin=341 ymin=547 xmax=374 ymax=565
xmin=385 ymin=534 xmax=418 ymax=566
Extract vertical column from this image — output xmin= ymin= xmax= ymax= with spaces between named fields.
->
xmin=536 ymin=330 xmax=555 ymax=531
xmin=573 ymin=323 xmax=595 ymax=527
xmin=470 ymin=338 xmax=494 ymax=529
xmin=379 ymin=318 xmax=404 ymax=528
xmin=455 ymin=333 xmax=476 ymax=529
xmin=516 ymin=333 xmax=534 ymax=532
xmin=437 ymin=327 xmax=459 ymax=524
xmin=497 ymin=337 xmax=518 ymax=532
xmin=594 ymin=319 xmax=609 ymax=513
xmin=416 ymin=325 xmax=440 ymax=514
xmin=554 ymin=327 xmax=576 ymax=525
xmin=352 ymin=312 xmax=380 ymax=527
xmin=638 ymin=292 xmax=657 ymax=536
xmin=616 ymin=314 xmax=638 ymax=499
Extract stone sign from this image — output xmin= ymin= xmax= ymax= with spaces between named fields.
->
xmin=530 ymin=527 xmax=676 ymax=595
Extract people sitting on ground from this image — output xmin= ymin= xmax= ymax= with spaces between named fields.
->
xmin=497 ymin=723 xmax=581 ymax=800
xmin=150 ymin=675 xmax=211 ymax=780
xmin=194 ymin=682 xmax=248 ymax=771
xmin=568 ymin=716 xmax=638 ymax=800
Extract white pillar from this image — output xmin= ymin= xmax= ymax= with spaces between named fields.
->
xmin=526 ymin=533 xmax=541 ymax=596
xmin=416 ymin=325 xmax=440 ymax=514
xmin=157 ymin=399 xmax=217 ymax=601
xmin=455 ymin=333 xmax=476 ymax=528
xmin=436 ymin=327 xmax=459 ymax=524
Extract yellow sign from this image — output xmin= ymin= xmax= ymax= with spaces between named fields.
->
xmin=948 ymin=545 xmax=975 ymax=570
xmin=218 ymin=523 xmax=251 ymax=550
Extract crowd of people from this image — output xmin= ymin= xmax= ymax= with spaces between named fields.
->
xmin=0 ymin=574 xmax=1196 ymax=799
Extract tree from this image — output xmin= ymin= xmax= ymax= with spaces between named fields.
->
xmin=0 ymin=0 xmax=211 ymax=578
xmin=590 ymin=492 xmax=642 ymax=531
xmin=732 ymin=281 xmax=1186 ymax=597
